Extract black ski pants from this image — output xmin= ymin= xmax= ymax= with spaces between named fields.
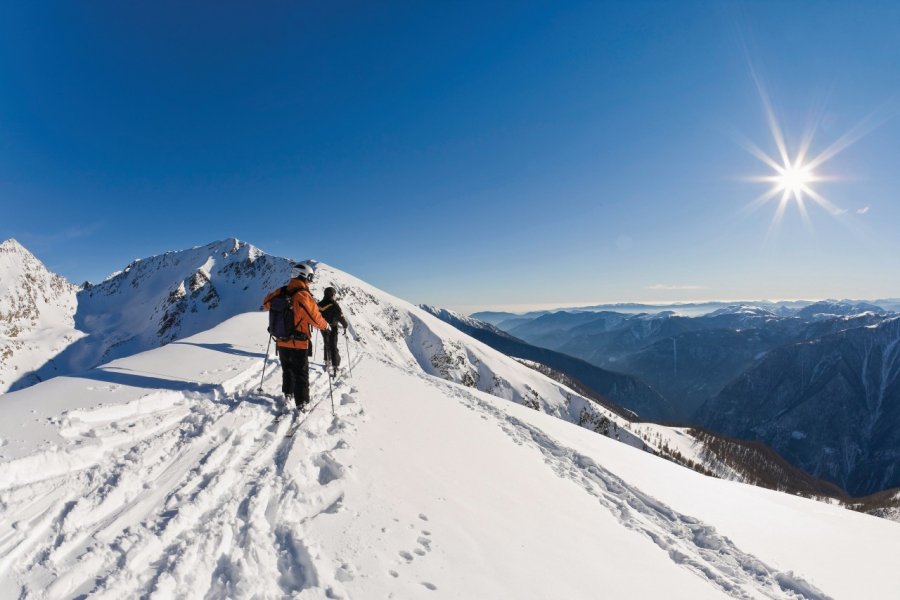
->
xmin=278 ymin=346 xmax=310 ymax=408
xmin=322 ymin=327 xmax=341 ymax=368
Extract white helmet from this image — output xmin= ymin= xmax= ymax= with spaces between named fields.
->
xmin=290 ymin=262 xmax=315 ymax=282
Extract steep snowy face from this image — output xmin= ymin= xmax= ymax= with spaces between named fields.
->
xmin=312 ymin=265 xmax=643 ymax=448
xmin=0 ymin=239 xmax=81 ymax=392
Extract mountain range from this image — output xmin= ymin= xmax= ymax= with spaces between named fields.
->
xmin=478 ymin=302 xmax=900 ymax=497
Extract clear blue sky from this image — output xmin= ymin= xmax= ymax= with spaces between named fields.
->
xmin=2 ymin=1 xmax=899 ymax=312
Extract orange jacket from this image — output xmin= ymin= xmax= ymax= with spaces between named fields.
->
xmin=262 ymin=279 xmax=329 ymax=349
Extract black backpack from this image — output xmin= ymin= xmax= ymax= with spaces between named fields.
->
xmin=267 ymin=287 xmax=309 ymax=342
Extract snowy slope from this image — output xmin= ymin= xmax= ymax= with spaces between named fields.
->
xmin=1 ymin=312 xmax=898 ymax=599
xmin=0 ymin=240 xmax=82 ymax=393
xmin=1 ymin=253 xmax=898 ymax=598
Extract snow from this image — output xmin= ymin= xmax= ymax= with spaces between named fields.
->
xmin=1 ymin=250 xmax=898 ymax=598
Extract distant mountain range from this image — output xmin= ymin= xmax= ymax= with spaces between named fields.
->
xmin=473 ymin=298 xmax=900 ymax=324
xmin=477 ymin=302 xmax=900 ymax=497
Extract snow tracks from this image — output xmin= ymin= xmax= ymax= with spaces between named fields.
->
xmin=0 ymin=356 xmax=365 ymax=599
xmin=426 ymin=375 xmax=833 ymax=600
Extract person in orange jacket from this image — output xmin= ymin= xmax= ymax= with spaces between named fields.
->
xmin=262 ymin=262 xmax=329 ymax=411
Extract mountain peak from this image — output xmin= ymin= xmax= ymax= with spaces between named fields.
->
xmin=0 ymin=239 xmax=80 ymax=391
xmin=0 ymin=238 xmax=32 ymax=255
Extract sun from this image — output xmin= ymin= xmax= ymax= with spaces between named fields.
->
xmin=770 ymin=160 xmax=817 ymax=202
xmin=740 ymin=96 xmax=849 ymax=230
xmin=735 ymin=64 xmax=880 ymax=231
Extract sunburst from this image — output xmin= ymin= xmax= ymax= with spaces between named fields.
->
xmin=738 ymin=65 xmax=881 ymax=231
xmin=741 ymin=102 xmax=843 ymax=230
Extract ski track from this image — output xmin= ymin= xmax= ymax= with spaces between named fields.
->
xmin=0 ymin=351 xmax=365 ymax=600
xmin=411 ymin=367 xmax=834 ymax=600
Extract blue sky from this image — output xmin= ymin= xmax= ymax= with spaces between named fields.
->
xmin=2 ymin=1 xmax=899 ymax=312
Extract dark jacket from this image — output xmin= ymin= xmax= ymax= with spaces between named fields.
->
xmin=318 ymin=293 xmax=348 ymax=330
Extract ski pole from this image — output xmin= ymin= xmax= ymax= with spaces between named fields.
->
xmin=344 ymin=330 xmax=353 ymax=379
xmin=258 ymin=335 xmax=273 ymax=392
xmin=327 ymin=361 xmax=336 ymax=416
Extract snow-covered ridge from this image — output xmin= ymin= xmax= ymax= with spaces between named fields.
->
xmin=5 ymin=238 xmax=293 ymax=392
xmin=3 ymin=239 xmax=637 ymax=448
xmin=418 ymin=305 xmax=514 ymax=339
xmin=316 ymin=264 xmax=643 ymax=448
xmin=707 ymin=304 xmax=779 ymax=319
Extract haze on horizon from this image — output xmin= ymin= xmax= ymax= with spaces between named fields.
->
xmin=2 ymin=2 xmax=899 ymax=310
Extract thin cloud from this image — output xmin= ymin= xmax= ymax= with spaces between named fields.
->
xmin=857 ymin=206 xmax=870 ymax=215
xmin=17 ymin=223 xmax=105 ymax=249
xmin=647 ymin=284 xmax=707 ymax=291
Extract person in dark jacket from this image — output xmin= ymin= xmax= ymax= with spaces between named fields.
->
xmin=262 ymin=263 xmax=329 ymax=411
xmin=318 ymin=286 xmax=349 ymax=375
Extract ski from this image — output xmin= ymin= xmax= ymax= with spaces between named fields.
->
xmin=285 ymin=419 xmax=302 ymax=437
xmin=285 ymin=397 xmax=327 ymax=437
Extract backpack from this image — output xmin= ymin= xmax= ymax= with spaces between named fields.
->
xmin=267 ymin=287 xmax=310 ymax=342
xmin=318 ymin=301 xmax=336 ymax=324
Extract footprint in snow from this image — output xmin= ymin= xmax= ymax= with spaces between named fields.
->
xmin=398 ymin=551 xmax=414 ymax=562
xmin=421 ymin=582 xmax=437 ymax=591
xmin=335 ymin=563 xmax=355 ymax=582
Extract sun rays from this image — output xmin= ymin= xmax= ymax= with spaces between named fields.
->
xmin=736 ymin=62 xmax=879 ymax=235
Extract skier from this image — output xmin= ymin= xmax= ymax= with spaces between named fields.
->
xmin=262 ymin=262 xmax=329 ymax=411
xmin=318 ymin=286 xmax=349 ymax=376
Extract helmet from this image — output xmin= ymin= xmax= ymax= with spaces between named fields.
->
xmin=290 ymin=262 xmax=315 ymax=282
xmin=323 ymin=286 xmax=336 ymax=299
